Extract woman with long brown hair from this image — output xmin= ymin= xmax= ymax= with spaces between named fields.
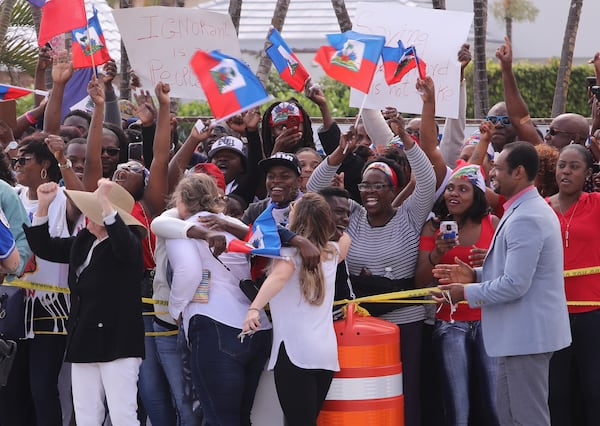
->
xmin=243 ymin=192 xmax=350 ymax=426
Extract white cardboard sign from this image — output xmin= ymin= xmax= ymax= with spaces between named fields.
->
xmin=350 ymin=3 xmax=473 ymax=119
xmin=112 ymin=7 xmax=242 ymax=100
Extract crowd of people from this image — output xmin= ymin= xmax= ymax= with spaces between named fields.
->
xmin=0 ymin=32 xmax=598 ymax=426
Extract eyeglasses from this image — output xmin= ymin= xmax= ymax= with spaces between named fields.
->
xmin=546 ymin=127 xmax=577 ymax=137
xmin=406 ymin=128 xmax=420 ymax=138
xmin=116 ymin=161 xmax=145 ymax=174
xmin=485 ymin=116 xmax=511 ymax=126
xmin=357 ymin=182 xmax=392 ymax=191
xmin=101 ymin=147 xmax=121 ymax=156
xmin=10 ymin=156 xmax=33 ymax=167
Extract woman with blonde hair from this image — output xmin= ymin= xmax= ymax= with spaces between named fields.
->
xmin=243 ymin=192 xmax=350 ymax=426
xmin=165 ymin=173 xmax=272 ymax=426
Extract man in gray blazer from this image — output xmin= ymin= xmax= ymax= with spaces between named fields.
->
xmin=432 ymin=141 xmax=571 ymax=425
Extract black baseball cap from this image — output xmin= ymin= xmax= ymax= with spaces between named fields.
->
xmin=258 ymin=152 xmax=301 ymax=176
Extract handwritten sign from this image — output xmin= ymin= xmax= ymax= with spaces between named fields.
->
xmin=349 ymin=3 xmax=473 ymax=119
xmin=112 ymin=7 xmax=241 ymax=100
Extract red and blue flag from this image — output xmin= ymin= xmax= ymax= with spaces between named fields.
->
xmin=190 ymin=50 xmax=271 ymax=121
xmin=266 ymin=28 xmax=310 ymax=93
xmin=314 ymin=30 xmax=385 ymax=93
xmin=38 ymin=0 xmax=87 ymax=46
xmin=0 ymin=84 xmax=47 ymax=100
xmin=382 ymin=41 xmax=427 ymax=85
xmin=228 ymin=204 xmax=282 ymax=258
xmin=71 ymin=8 xmax=111 ymax=69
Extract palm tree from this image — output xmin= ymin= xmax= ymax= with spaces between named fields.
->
xmin=473 ymin=0 xmax=489 ymax=118
xmin=491 ymin=0 xmax=538 ymax=42
xmin=119 ymin=0 xmax=132 ymax=100
xmin=551 ymin=0 xmax=583 ymax=117
xmin=0 ymin=0 xmax=39 ymax=82
xmin=229 ymin=0 xmax=243 ymax=35
xmin=331 ymin=0 xmax=352 ymax=32
xmin=256 ymin=0 xmax=290 ymax=86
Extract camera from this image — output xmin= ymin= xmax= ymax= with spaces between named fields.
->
xmin=591 ymin=86 xmax=600 ymax=102
xmin=440 ymin=220 xmax=458 ymax=240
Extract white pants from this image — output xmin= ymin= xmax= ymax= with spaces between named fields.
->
xmin=71 ymin=357 xmax=142 ymax=426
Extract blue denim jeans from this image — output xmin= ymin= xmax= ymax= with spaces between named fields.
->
xmin=187 ymin=314 xmax=271 ymax=426
xmin=138 ymin=315 xmax=177 ymax=426
xmin=153 ymin=321 xmax=200 ymax=426
xmin=433 ymin=319 xmax=499 ymax=426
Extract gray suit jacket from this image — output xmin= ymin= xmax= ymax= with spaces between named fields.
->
xmin=464 ymin=188 xmax=571 ymax=357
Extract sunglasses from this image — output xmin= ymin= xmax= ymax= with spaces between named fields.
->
xmin=357 ymin=182 xmax=392 ymax=192
xmin=101 ymin=147 xmax=121 ymax=156
xmin=485 ymin=116 xmax=511 ymax=126
xmin=10 ymin=156 xmax=33 ymax=167
xmin=546 ymin=127 xmax=577 ymax=137
xmin=116 ymin=161 xmax=145 ymax=174
xmin=406 ymin=128 xmax=420 ymax=138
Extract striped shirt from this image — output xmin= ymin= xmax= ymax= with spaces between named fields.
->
xmin=308 ymin=145 xmax=436 ymax=324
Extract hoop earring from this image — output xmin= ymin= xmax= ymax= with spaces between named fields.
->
xmin=40 ymin=168 xmax=47 ymax=180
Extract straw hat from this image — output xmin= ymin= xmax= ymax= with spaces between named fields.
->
xmin=65 ymin=184 xmax=147 ymax=238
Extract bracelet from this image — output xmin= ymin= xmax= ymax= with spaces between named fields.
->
xmin=25 ymin=111 xmax=37 ymax=125
xmin=428 ymin=251 xmax=437 ymax=267
xmin=248 ymin=307 xmax=260 ymax=312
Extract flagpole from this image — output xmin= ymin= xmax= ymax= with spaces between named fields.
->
xmin=343 ymin=93 xmax=368 ymax=154
xmin=85 ymin=18 xmax=97 ymax=78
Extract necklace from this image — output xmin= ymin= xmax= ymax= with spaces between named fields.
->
xmin=557 ymin=198 xmax=580 ymax=248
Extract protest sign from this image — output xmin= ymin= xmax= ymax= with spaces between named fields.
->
xmin=350 ymin=3 xmax=473 ymax=118
xmin=112 ymin=7 xmax=241 ymax=99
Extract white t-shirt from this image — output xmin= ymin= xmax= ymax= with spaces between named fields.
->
xmin=268 ymin=244 xmax=340 ymax=372
xmin=165 ymin=211 xmax=271 ymax=338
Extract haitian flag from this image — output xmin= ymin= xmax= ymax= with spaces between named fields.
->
xmin=71 ymin=8 xmax=111 ymax=69
xmin=38 ymin=0 xmax=87 ymax=46
xmin=227 ymin=204 xmax=282 ymax=258
xmin=0 ymin=84 xmax=48 ymax=100
xmin=190 ymin=50 xmax=271 ymax=121
xmin=266 ymin=28 xmax=310 ymax=92
xmin=382 ymin=41 xmax=427 ymax=85
xmin=314 ymin=31 xmax=385 ymax=93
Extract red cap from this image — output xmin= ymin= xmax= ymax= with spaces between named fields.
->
xmin=191 ymin=163 xmax=226 ymax=192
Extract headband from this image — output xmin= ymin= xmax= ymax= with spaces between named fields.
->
xmin=364 ymin=161 xmax=399 ymax=187
xmin=450 ymin=164 xmax=486 ymax=193
xmin=269 ymin=102 xmax=303 ymax=126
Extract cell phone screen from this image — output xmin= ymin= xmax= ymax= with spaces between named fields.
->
xmin=128 ymin=142 xmax=143 ymax=161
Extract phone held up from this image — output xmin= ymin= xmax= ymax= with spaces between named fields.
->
xmin=128 ymin=142 xmax=143 ymax=162
xmin=440 ymin=221 xmax=458 ymax=240
xmin=286 ymin=116 xmax=300 ymax=134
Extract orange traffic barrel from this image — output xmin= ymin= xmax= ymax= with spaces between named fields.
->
xmin=318 ymin=303 xmax=404 ymax=426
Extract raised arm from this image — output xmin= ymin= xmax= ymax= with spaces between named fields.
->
xmin=440 ymin=43 xmax=470 ymax=167
xmin=496 ymin=36 xmax=542 ymax=145
xmin=416 ymin=76 xmax=448 ymax=189
xmin=306 ymin=80 xmax=334 ymax=132
xmin=43 ymin=51 xmax=74 ymax=135
xmin=142 ymin=82 xmax=172 ymax=217
xmin=82 ymin=77 xmax=105 ymax=192
xmin=167 ymin=122 xmax=211 ymax=194
xmin=101 ymin=60 xmax=122 ymax=127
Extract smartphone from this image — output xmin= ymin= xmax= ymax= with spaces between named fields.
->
xmin=286 ymin=116 xmax=300 ymax=134
xmin=587 ymin=76 xmax=597 ymax=88
xmin=592 ymin=86 xmax=600 ymax=102
xmin=128 ymin=142 xmax=143 ymax=162
xmin=440 ymin=220 xmax=458 ymax=240
xmin=194 ymin=118 xmax=205 ymax=133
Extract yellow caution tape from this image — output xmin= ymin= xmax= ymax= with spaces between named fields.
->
xmin=563 ymin=266 xmax=600 ymax=278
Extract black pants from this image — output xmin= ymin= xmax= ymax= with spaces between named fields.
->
xmin=273 ymin=343 xmax=334 ymax=426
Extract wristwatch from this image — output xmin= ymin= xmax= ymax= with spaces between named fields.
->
xmin=58 ymin=159 xmax=72 ymax=169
